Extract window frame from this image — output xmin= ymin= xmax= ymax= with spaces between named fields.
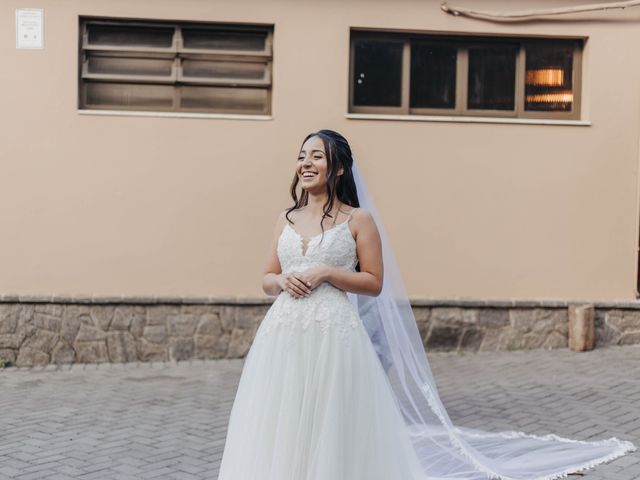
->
xmin=78 ymin=17 xmax=274 ymax=115
xmin=348 ymin=30 xmax=583 ymax=121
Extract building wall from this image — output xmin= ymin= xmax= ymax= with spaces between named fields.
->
xmin=3 ymin=0 xmax=640 ymax=302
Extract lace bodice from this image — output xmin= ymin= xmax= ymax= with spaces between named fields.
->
xmin=254 ymin=208 xmax=361 ymax=344
xmin=276 ymin=209 xmax=358 ymax=275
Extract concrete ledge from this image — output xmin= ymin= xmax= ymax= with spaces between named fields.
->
xmin=2 ymin=293 xmax=640 ymax=308
xmin=345 ymin=112 xmax=591 ymax=126
xmin=78 ymin=109 xmax=273 ymax=121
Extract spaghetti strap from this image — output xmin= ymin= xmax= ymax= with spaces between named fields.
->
xmin=347 ymin=207 xmax=357 ymax=220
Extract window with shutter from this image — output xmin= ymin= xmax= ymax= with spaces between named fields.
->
xmin=79 ymin=18 xmax=273 ymax=115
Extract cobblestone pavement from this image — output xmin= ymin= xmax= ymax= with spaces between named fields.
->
xmin=1 ymin=344 xmax=639 ymax=480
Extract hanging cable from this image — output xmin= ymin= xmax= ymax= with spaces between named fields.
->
xmin=441 ymin=0 xmax=640 ymax=19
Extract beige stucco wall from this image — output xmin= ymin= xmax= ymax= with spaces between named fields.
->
xmin=2 ymin=0 xmax=640 ymax=301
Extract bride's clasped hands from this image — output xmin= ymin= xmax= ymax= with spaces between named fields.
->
xmin=276 ymin=266 xmax=332 ymax=298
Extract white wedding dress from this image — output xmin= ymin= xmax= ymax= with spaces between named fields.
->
xmin=217 ymin=208 xmax=430 ymax=479
xmin=217 ymin=206 xmax=636 ymax=480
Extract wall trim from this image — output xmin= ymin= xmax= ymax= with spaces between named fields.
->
xmin=78 ymin=109 xmax=273 ymax=121
xmin=345 ymin=112 xmax=592 ymax=126
xmin=2 ymin=293 xmax=640 ymax=309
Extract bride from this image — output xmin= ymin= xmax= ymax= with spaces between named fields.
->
xmin=216 ymin=130 xmax=636 ymax=480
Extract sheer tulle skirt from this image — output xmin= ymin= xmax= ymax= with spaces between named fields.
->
xmin=216 ymin=292 xmax=428 ymax=480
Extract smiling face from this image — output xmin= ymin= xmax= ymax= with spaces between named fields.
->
xmin=297 ymin=135 xmax=343 ymax=193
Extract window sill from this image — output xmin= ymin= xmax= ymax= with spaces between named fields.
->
xmin=345 ymin=112 xmax=591 ymax=126
xmin=78 ymin=109 xmax=273 ymax=121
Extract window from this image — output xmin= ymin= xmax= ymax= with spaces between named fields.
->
xmin=349 ymin=30 xmax=583 ymax=120
xmin=78 ymin=18 xmax=273 ymax=115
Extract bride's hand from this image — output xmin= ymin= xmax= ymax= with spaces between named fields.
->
xmin=297 ymin=266 xmax=330 ymax=292
xmin=278 ymin=272 xmax=312 ymax=299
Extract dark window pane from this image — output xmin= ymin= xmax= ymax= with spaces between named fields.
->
xmin=87 ymin=55 xmax=173 ymax=77
xmin=468 ymin=45 xmax=517 ymax=110
xmin=182 ymin=59 xmax=267 ymax=80
xmin=85 ymin=82 xmax=174 ymax=109
xmin=410 ymin=43 xmax=456 ymax=109
xmin=181 ymin=86 xmax=268 ymax=114
xmin=353 ymin=39 xmax=403 ymax=107
xmin=182 ymin=28 xmax=267 ymax=51
xmin=87 ymin=24 xmax=174 ymax=48
xmin=525 ymin=43 xmax=574 ymax=112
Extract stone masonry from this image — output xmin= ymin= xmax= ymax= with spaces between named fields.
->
xmin=0 ymin=295 xmax=639 ymax=367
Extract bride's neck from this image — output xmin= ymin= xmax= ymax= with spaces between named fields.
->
xmin=302 ymin=194 xmax=343 ymax=217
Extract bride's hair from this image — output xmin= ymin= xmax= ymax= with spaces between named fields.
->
xmin=286 ymin=129 xmax=361 ymax=270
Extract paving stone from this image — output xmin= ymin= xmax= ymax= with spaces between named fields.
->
xmin=0 ymin=345 xmax=638 ymax=479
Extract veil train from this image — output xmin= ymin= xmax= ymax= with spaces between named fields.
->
xmin=346 ymin=160 xmax=636 ymax=480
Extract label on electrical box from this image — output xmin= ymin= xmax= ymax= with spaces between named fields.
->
xmin=16 ymin=8 xmax=44 ymax=49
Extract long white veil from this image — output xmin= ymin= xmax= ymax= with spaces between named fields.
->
xmin=345 ymin=159 xmax=636 ymax=480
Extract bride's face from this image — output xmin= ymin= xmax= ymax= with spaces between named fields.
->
xmin=297 ymin=136 xmax=328 ymax=193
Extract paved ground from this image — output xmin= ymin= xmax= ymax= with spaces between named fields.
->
xmin=1 ymin=344 xmax=639 ymax=480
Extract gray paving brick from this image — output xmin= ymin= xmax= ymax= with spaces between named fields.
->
xmin=0 ymin=345 xmax=638 ymax=479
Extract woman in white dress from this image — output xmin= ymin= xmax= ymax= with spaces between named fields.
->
xmin=217 ymin=129 xmax=636 ymax=480
xmin=217 ymin=131 xmax=429 ymax=480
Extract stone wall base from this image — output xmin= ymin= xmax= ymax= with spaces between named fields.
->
xmin=1 ymin=296 xmax=639 ymax=367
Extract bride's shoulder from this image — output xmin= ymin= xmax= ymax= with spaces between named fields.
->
xmin=274 ymin=208 xmax=290 ymax=228
xmin=277 ymin=207 xmax=301 ymax=226
xmin=350 ymin=206 xmax=373 ymax=222
xmin=349 ymin=207 xmax=379 ymax=239
xmin=281 ymin=207 xmax=301 ymax=221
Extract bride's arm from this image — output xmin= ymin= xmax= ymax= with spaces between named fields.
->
xmin=262 ymin=210 xmax=312 ymax=297
xmin=262 ymin=210 xmax=287 ymax=296
xmin=321 ymin=208 xmax=383 ymax=296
